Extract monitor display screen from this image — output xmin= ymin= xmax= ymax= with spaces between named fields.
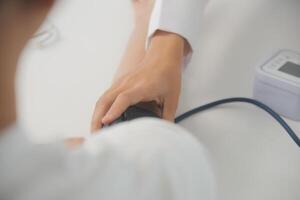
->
xmin=279 ymin=62 xmax=300 ymax=78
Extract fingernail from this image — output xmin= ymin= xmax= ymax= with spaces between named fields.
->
xmin=102 ymin=116 xmax=110 ymax=124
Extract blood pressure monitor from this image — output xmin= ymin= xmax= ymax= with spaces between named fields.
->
xmin=254 ymin=50 xmax=300 ymax=121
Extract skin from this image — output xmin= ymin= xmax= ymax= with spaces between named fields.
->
xmin=0 ymin=0 xmax=55 ymax=133
xmin=91 ymin=0 xmax=187 ymax=132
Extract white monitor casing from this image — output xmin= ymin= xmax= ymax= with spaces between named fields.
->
xmin=253 ymin=50 xmax=300 ymax=121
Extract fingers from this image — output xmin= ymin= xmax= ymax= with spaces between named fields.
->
xmin=91 ymin=82 xmax=145 ymax=131
xmin=90 ymin=100 xmax=111 ymax=132
xmin=102 ymin=89 xmax=142 ymax=125
xmin=64 ymin=138 xmax=85 ymax=150
xmin=92 ymin=85 xmax=178 ymax=131
xmin=162 ymin=97 xmax=178 ymax=122
xmin=90 ymin=88 xmax=122 ymax=132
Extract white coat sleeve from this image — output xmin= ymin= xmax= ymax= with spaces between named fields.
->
xmin=147 ymin=0 xmax=208 ymax=64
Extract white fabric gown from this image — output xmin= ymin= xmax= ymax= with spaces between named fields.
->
xmin=0 ymin=119 xmax=215 ymax=200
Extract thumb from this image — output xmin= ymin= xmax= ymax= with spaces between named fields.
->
xmin=162 ymin=99 xmax=177 ymax=122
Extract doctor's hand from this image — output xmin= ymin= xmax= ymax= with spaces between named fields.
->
xmin=91 ymin=31 xmax=186 ymax=132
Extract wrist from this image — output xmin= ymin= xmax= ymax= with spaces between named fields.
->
xmin=132 ymin=0 xmax=154 ymax=27
xmin=147 ymin=31 xmax=185 ymax=66
xmin=134 ymin=15 xmax=151 ymax=28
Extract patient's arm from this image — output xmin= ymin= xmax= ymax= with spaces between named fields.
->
xmin=112 ymin=0 xmax=155 ymax=81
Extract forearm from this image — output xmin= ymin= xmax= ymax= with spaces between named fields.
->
xmin=113 ymin=1 xmax=154 ymax=82
xmin=146 ymin=31 xmax=185 ymax=66
xmin=114 ymin=28 xmax=188 ymax=84
xmin=147 ymin=0 xmax=208 ymax=62
xmin=113 ymin=26 xmax=148 ymax=82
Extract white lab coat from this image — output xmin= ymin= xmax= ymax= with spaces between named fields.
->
xmin=0 ymin=119 xmax=215 ymax=200
xmin=147 ymin=0 xmax=208 ymax=56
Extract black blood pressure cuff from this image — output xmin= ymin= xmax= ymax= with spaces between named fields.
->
xmin=103 ymin=105 xmax=160 ymax=128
